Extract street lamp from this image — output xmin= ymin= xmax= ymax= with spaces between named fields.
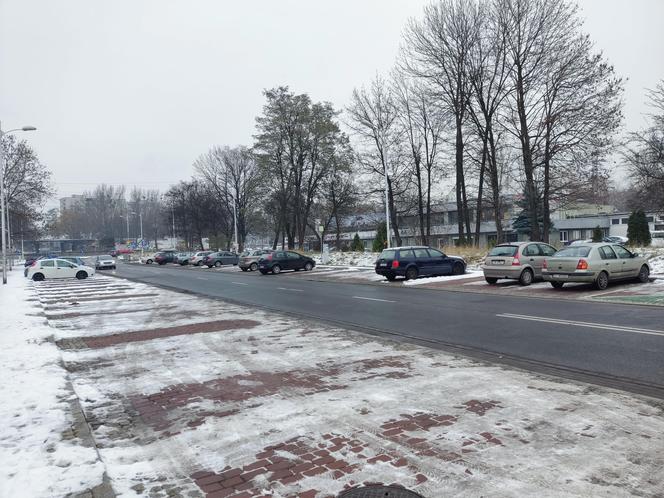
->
xmin=0 ymin=122 xmax=37 ymax=284
xmin=131 ymin=210 xmax=143 ymax=256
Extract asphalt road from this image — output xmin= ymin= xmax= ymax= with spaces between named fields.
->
xmin=109 ymin=262 xmax=664 ymax=398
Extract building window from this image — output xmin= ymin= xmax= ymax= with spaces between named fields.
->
xmin=621 ymin=218 xmax=628 ymax=224
xmin=646 ymin=216 xmax=654 ymax=223
xmin=559 ymin=230 xmax=569 ymax=242
xmin=612 ymin=218 xmax=620 ymax=225
xmin=655 ymin=224 xmax=664 ymax=231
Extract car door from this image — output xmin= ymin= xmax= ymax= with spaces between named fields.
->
xmin=522 ymin=244 xmax=544 ymax=277
xmin=56 ymin=259 xmax=77 ymax=278
xmin=286 ymin=252 xmax=302 ymax=270
xmin=597 ymin=245 xmax=620 ymax=278
xmin=612 ymin=244 xmax=638 ymax=277
xmin=412 ymin=248 xmax=432 ymax=276
xmin=427 ymin=248 xmax=453 ymax=275
xmin=537 ymin=243 xmax=557 ymax=276
xmin=40 ymin=259 xmax=56 ymax=278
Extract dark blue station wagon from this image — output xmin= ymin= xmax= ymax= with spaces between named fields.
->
xmin=375 ymin=246 xmax=466 ymax=281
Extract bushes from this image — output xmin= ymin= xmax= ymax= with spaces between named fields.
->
xmin=372 ymin=222 xmax=387 ymax=252
xmin=351 ymin=233 xmax=364 ymax=252
xmin=627 ymin=210 xmax=652 ymax=246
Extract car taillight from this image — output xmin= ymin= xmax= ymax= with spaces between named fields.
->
xmin=542 ymin=259 xmax=547 ymax=269
xmin=511 ymin=256 xmax=520 ymax=266
xmin=265 ymin=254 xmax=273 ymax=260
xmin=576 ymin=259 xmax=588 ymax=270
xmin=391 ymin=260 xmax=399 ymax=269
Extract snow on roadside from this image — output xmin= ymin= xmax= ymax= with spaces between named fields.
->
xmin=312 ymin=251 xmax=378 ymax=268
xmin=402 ymin=270 xmax=483 ymax=286
xmin=0 ymin=272 xmax=105 ymax=497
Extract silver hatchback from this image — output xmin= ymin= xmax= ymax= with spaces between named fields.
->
xmin=482 ymin=242 xmax=557 ymax=286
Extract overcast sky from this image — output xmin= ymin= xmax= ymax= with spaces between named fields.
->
xmin=1 ymin=0 xmax=663 ymax=204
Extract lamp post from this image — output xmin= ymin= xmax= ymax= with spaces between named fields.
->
xmin=0 ymin=122 xmax=37 ymax=284
xmin=131 ymin=210 xmax=143 ymax=256
xmin=381 ymin=130 xmax=391 ymax=249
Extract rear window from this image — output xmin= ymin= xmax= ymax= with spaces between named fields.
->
xmin=99 ymin=255 xmax=112 ymax=259
xmin=488 ymin=246 xmax=518 ymax=257
xmin=554 ymin=246 xmax=591 ymax=257
xmin=379 ymin=249 xmax=396 ymax=260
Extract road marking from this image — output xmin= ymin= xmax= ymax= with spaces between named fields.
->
xmin=196 ymin=277 xmax=209 ymax=281
xmin=231 ymin=281 xmax=248 ymax=286
xmin=352 ymin=296 xmax=396 ymax=303
xmin=277 ymin=287 xmax=303 ymax=292
xmin=497 ymin=313 xmax=664 ymax=337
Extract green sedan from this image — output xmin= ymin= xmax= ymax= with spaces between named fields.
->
xmin=542 ymin=243 xmax=650 ymax=290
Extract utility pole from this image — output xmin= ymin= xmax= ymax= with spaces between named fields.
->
xmin=171 ymin=204 xmax=176 ymax=247
xmin=381 ymin=130 xmax=391 ymax=248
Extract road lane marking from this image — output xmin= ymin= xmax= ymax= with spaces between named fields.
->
xmin=196 ymin=277 xmax=209 ymax=281
xmin=277 ymin=287 xmax=303 ymax=292
xmin=231 ymin=282 xmax=248 ymax=286
xmin=352 ymin=296 xmax=396 ymax=303
xmin=497 ymin=313 xmax=664 ymax=337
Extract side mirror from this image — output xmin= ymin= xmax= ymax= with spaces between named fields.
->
xmin=632 ymin=252 xmax=639 ymax=258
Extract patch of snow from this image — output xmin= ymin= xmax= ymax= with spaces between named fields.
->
xmin=402 ymin=270 xmax=483 ymax=286
xmin=0 ymin=272 xmax=105 ymax=497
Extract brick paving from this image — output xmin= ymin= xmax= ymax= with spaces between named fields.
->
xmin=31 ymin=276 xmax=664 ymax=497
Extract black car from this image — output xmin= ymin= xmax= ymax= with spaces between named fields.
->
xmin=204 ymin=251 xmax=239 ymax=268
xmin=258 ymin=251 xmax=315 ymax=274
xmin=375 ymin=246 xmax=466 ymax=281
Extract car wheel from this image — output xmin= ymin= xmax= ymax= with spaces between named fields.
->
xmin=550 ymin=281 xmax=564 ymax=289
xmin=485 ymin=277 xmax=498 ymax=284
xmin=196 ymin=261 xmax=203 ymax=266
xmin=452 ymin=263 xmax=465 ymax=275
xmin=241 ymin=267 xmax=248 ymax=272
xmin=638 ymin=265 xmax=650 ymax=283
xmin=304 ymin=262 xmax=313 ymax=271
xmin=76 ymin=271 xmax=88 ymax=280
xmin=259 ymin=270 xmax=268 ymax=275
xmin=146 ymin=259 xmax=153 ymax=264
xmin=594 ymin=271 xmax=609 ymax=290
xmin=386 ymin=274 xmax=396 ymax=282
xmin=32 ymin=273 xmax=45 ymax=281
xmin=250 ymin=262 xmax=258 ymax=272
xmin=272 ymin=264 xmax=281 ymax=274
xmin=214 ymin=261 xmax=222 ymax=267
xmin=519 ymin=268 xmax=533 ymax=286
xmin=111 ymin=266 xmax=116 ymax=270
xmin=405 ymin=267 xmax=418 ymax=280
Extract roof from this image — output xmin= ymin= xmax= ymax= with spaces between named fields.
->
xmin=553 ymin=217 xmax=610 ymax=230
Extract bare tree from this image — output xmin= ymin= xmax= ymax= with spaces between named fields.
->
xmin=393 ymin=73 xmax=445 ymax=245
xmin=346 ymin=75 xmax=406 ymax=246
xmin=402 ymin=0 xmax=480 ymax=244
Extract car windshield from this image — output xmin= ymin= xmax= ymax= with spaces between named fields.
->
xmin=488 ymin=246 xmax=518 ymax=257
xmin=99 ymin=255 xmax=112 ymax=259
xmin=554 ymin=246 xmax=592 ymax=257
xmin=378 ymin=249 xmax=397 ymax=260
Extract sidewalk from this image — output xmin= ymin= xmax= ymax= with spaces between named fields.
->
xmin=4 ymin=273 xmax=664 ymax=497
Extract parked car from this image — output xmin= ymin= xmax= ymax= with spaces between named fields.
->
xmin=542 ymin=243 xmax=650 ymax=290
xmin=27 ymin=258 xmax=95 ymax=281
xmin=190 ymin=251 xmax=212 ymax=266
xmin=482 ymin=242 xmax=557 ymax=286
xmin=95 ymin=254 xmax=116 ymax=270
xmin=239 ymin=249 xmax=274 ymax=272
xmin=375 ymin=246 xmax=466 ymax=282
xmin=204 ymin=251 xmax=239 ymax=268
xmin=154 ymin=250 xmax=177 ymax=265
xmin=603 ymin=235 xmax=629 ymax=244
xmin=140 ymin=253 xmax=157 ymax=264
xmin=61 ymin=256 xmax=88 ymax=266
xmin=258 ymin=251 xmax=315 ymax=274
xmin=176 ymin=252 xmax=194 ymax=265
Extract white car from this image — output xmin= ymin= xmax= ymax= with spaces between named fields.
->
xmin=27 ymin=258 xmax=96 ymax=281
xmin=140 ymin=253 xmax=158 ymax=264
xmin=95 ymin=254 xmax=116 ymax=270
xmin=189 ymin=251 xmax=212 ymax=266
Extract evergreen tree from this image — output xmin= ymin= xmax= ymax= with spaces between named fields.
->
xmin=372 ymin=222 xmax=387 ymax=252
xmin=511 ymin=188 xmax=543 ymax=239
xmin=592 ymin=226 xmax=604 ymax=242
xmin=351 ymin=233 xmax=364 ymax=252
xmin=627 ymin=210 xmax=651 ymax=246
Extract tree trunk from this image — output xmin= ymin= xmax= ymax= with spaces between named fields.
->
xmin=474 ymin=137 xmax=488 ymax=247
xmin=488 ymin=128 xmax=504 ymax=243
xmin=455 ymin=120 xmax=466 ymax=245
xmin=386 ymin=176 xmax=402 ymax=246
xmin=414 ymin=157 xmax=426 ymax=245
xmin=515 ymin=66 xmax=541 ymax=241
xmin=542 ymin=125 xmax=552 ymax=243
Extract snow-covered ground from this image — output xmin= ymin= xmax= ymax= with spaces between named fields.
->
xmin=16 ymin=274 xmax=664 ymax=497
xmin=402 ymin=270 xmax=483 ymax=286
xmin=312 ymin=251 xmax=378 ymax=268
xmin=0 ymin=272 xmax=105 ymax=497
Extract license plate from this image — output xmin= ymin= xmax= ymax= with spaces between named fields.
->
xmin=553 ymin=274 xmax=568 ymax=279
xmin=379 ymin=263 xmax=387 ymax=267
xmin=491 ymin=260 xmax=505 ymax=265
